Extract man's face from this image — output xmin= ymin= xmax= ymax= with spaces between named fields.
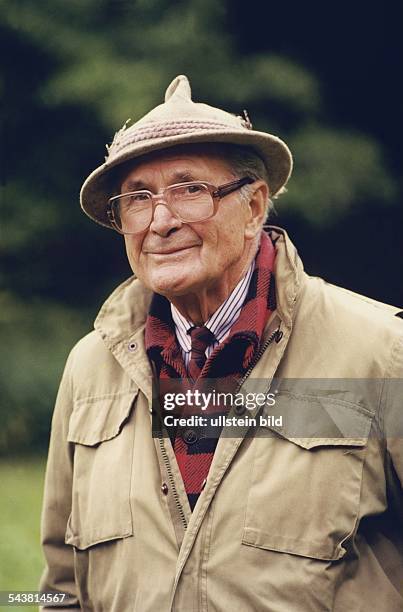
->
xmin=120 ymin=147 xmax=263 ymax=298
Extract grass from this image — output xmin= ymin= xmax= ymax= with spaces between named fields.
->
xmin=0 ymin=457 xmax=46 ymax=611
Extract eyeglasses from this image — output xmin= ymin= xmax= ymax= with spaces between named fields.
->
xmin=107 ymin=176 xmax=255 ymax=235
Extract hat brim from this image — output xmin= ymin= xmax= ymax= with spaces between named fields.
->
xmin=80 ymin=129 xmax=293 ymax=228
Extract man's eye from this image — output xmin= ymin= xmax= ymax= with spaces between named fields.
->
xmin=185 ymin=184 xmax=203 ymax=195
xmin=130 ymin=192 xmax=150 ymax=202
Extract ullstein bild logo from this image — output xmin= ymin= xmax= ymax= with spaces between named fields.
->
xmin=163 ymin=413 xmax=283 ymax=428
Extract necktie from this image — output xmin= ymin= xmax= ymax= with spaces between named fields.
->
xmin=188 ymin=326 xmax=215 ymax=381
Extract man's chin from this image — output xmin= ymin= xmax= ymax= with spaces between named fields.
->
xmin=147 ymin=272 xmax=199 ymax=298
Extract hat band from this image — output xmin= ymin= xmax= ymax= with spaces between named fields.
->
xmin=110 ymin=119 xmax=244 ymax=156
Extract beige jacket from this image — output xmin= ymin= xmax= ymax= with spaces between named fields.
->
xmin=40 ymin=228 xmax=403 ymax=611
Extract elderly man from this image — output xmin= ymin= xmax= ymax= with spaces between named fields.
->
xmin=40 ymin=75 xmax=403 ymax=611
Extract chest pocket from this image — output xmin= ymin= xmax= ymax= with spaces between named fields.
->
xmin=242 ymin=392 xmax=374 ymax=561
xmin=65 ymin=388 xmax=139 ymax=550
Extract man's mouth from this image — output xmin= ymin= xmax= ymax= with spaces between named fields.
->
xmin=146 ymin=245 xmax=198 ymax=255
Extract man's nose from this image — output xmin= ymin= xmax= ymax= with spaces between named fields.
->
xmin=149 ymin=202 xmax=183 ymax=236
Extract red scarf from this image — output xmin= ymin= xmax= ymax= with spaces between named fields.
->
xmin=145 ymin=232 xmax=276 ymax=509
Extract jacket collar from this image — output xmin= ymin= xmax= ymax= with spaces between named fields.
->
xmin=268 ymin=226 xmax=304 ymax=330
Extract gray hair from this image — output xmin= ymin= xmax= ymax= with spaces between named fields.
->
xmin=214 ymin=144 xmax=274 ymax=221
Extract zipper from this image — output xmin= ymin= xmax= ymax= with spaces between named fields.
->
xmin=158 ymin=434 xmax=188 ymax=529
xmin=153 ymin=324 xmax=282 ymax=532
xmin=151 ymin=359 xmax=188 ymax=530
xmin=235 ymin=325 xmax=283 ymax=393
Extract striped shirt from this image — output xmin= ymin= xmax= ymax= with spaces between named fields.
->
xmin=170 ymin=261 xmax=255 ymax=371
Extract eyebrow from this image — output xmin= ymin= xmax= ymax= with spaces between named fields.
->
xmin=123 ymin=171 xmax=198 ymax=192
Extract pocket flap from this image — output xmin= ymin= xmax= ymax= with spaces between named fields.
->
xmin=261 ymin=391 xmax=373 ymax=449
xmin=65 ymin=516 xmax=133 ymax=550
xmin=68 ymin=388 xmax=139 ymax=446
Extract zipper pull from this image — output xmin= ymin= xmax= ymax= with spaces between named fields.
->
xmin=275 ymin=329 xmax=283 ymax=343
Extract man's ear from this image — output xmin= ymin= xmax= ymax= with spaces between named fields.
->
xmin=244 ymin=181 xmax=269 ymax=239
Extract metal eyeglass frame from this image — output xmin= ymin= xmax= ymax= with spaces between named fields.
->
xmin=106 ymin=176 xmax=255 ymax=235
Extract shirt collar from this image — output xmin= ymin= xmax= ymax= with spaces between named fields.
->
xmin=171 ymin=260 xmax=255 ymax=353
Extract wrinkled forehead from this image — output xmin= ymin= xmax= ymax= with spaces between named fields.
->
xmin=115 ymin=143 xmax=236 ymax=190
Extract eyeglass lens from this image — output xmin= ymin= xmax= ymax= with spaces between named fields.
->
xmin=113 ymin=183 xmax=215 ymax=234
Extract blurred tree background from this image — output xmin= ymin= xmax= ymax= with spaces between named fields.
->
xmin=1 ymin=0 xmax=402 ymax=455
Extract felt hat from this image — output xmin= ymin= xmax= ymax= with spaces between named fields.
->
xmin=80 ymin=75 xmax=293 ymax=228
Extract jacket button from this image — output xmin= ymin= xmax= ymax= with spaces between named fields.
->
xmin=128 ymin=341 xmax=137 ymax=352
xmin=183 ymin=429 xmax=198 ymax=444
xmin=234 ymin=404 xmax=247 ymax=416
xmin=161 ymin=482 xmax=169 ymax=495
